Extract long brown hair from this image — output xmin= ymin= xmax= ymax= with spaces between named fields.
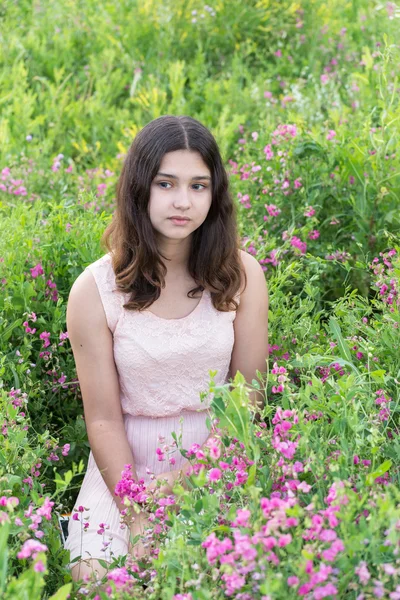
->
xmin=101 ymin=114 xmax=246 ymax=312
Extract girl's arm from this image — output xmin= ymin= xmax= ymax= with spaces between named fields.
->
xmin=67 ymin=269 xmax=137 ymax=513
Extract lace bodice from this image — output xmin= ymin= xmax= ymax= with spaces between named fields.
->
xmin=85 ymin=253 xmax=239 ymax=418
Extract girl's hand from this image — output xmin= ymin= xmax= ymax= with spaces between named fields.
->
xmin=147 ymin=461 xmax=192 ymax=495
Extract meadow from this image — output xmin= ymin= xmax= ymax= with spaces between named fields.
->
xmin=0 ymin=0 xmax=399 ymax=598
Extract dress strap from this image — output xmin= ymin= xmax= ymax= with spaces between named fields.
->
xmin=85 ymin=254 xmax=126 ymax=334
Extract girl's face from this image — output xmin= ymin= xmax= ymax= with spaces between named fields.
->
xmin=148 ymin=150 xmax=212 ymax=245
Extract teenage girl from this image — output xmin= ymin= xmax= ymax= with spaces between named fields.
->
xmin=64 ymin=115 xmax=269 ymax=582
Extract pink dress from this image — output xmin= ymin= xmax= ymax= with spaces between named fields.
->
xmin=65 ymin=253 xmax=239 ymax=564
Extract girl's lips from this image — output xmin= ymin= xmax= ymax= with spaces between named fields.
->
xmin=169 ymin=218 xmax=190 ymax=225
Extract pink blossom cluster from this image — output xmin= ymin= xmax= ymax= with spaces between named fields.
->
xmin=0 ymin=167 xmax=27 ymax=196
xmin=8 ymin=387 xmax=28 ymax=410
xmin=28 ymin=261 xmax=59 ymax=303
xmin=259 ymin=249 xmax=280 ymax=271
xmin=0 ymin=495 xmax=19 ymax=509
xmin=107 ymin=566 xmax=134 ymax=590
xmin=17 ymin=538 xmax=48 ymax=560
xmin=271 ymin=407 xmax=299 ymax=461
xmin=369 ymin=249 xmax=399 ymax=312
xmin=375 ymin=388 xmax=392 ymax=422
xmin=271 ymin=124 xmax=298 ymax=145
xmin=201 ymin=478 xmax=346 ymax=598
xmin=264 ymin=203 xmax=281 ymax=217
xmin=23 ymin=311 xmax=37 ymax=334
xmin=19 ymin=497 xmax=55 ymax=539
xmin=325 ymin=250 xmax=351 ymax=262
xmin=186 ymin=437 xmax=253 ymax=491
xmin=270 ymin=362 xmax=289 ymax=394
xmin=290 ymin=236 xmax=307 ymax=255
xmin=114 ymin=464 xmax=149 ymax=505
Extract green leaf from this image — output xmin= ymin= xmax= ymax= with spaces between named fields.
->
xmin=211 ymin=395 xmax=225 ymax=416
xmin=366 ymin=460 xmax=392 ymax=485
xmin=97 ymin=559 xmax=110 ymax=569
xmin=194 ymin=499 xmax=203 ymax=513
xmin=245 ymin=464 xmax=257 ymax=489
xmin=180 ymin=510 xmax=192 ymax=519
xmin=0 ymin=523 xmax=9 ymax=595
xmin=329 ymin=317 xmax=353 ymax=364
xmin=48 ymin=584 xmax=73 ymax=600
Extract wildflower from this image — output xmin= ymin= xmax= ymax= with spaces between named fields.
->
xmin=314 ymin=583 xmax=338 ymax=599
xmin=0 ymin=512 xmax=10 ymax=524
xmin=36 ymin=497 xmax=54 ymax=520
xmin=34 ymin=560 xmax=46 ymax=572
xmin=264 ymin=144 xmax=274 ymax=160
xmin=107 ymin=566 xmax=133 ymax=589
xmin=232 ymin=509 xmax=251 ymax=528
xmin=326 ymin=130 xmax=336 ymax=140
xmin=17 ymin=539 xmax=48 ymax=560
xmin=0 ymin=496 xmax=19 ymax=510
xmin=62 ymin=443 xmax=70 ymax=456
xmin=265 ymin=203 xmax=281 ymax=217
xmin=39 ymin=332 xmax=51 ymax=348
xmin=304 ymin=206 xmax=315 ymax=217
xmin=290 ymin=236 xmax=307 ymax=254
xmin=355 ymin=560 xmax=371 ymax=585
xmin=208 ymin=468 xmax=222 ymax=483
xmin=30 ymin=263 xmax=44 ymax=278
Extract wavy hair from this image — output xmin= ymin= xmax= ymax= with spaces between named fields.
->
xmin=101 ymin=114 xmax=246 ymax=312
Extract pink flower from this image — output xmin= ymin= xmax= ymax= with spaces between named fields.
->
xmin=62 ymin=443 xmax=70 ymax=456
xmin=219 ymin=461 xmax=230 ymax=470
xmin=287 ymin=575 xmax=299 ymax=587
xmin=208 ymin=442 xmax=221 ymax=461
xmin=34 ymin=560 xmax=46 ymax=572
xmin=290 ymin=236 xmax=307 ymax=254
xmin=264 ymin=144 xmax=274 ymax=160
xmin=17 ymin=539 xmax=48 ymax=560
xmin=309 ymin=230 xmax=320 ymax=240
xmin=297 ymin=481 xmax=312 ymax=493
xmin=278 ymin=533 xmax=292 ymax=547
xmin=265 ymin=203 xmax=281 ymax=217
xmin=304 ymin=206 xmax=316 ymax=217
xmin=314 ymin=584 xmax=338 ymax=599
xmin=326 ymin=130 xmax=336 ymax=141
xmin=37 ymin=497 xmax=54 ymax=520
xmin=39 ymin=331 xmax=51 ymax=348
xmin=232 ymin=509 xmax=251 ymax=528
xmin=354 ymin=560 xmax=371 ymax=585
xmin=0 ymin=496 xmax=19 ymax=509
xmin=208 ymin=468 xmax=222 ymax=482
xmin=30 ymin=263 xmax=44 ymax=278
xmin=107 ymin=566 xmax=133 ymax=589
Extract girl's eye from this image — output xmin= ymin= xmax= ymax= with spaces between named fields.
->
xmin=157 ymin=182 xmax=207 ymax=190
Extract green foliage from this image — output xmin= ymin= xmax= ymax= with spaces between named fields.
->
xmin=1 ymin=0 xmax=400 ymax=597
